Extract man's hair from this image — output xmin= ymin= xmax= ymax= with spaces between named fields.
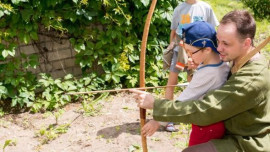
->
xmin=220 ymin=10 xmax=256 ymax=43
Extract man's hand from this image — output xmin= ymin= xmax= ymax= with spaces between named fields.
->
xmin=141 ymin=120 xmax=160 ymax=137
xmin=129 ymin=89 xmax=154 ymax=109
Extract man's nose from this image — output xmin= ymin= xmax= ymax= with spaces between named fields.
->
xmin=217 ymin=44 xmax=222 ymax=53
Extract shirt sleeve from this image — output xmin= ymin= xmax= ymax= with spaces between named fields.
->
xmin=176 ymin=68 xmax=216 ymax=101
xmin=171 ymin=5 xmax=181 ymax=30
xmin=207 ymin=7 xmax=219 ymax=27
xmin=153 ymin=62 xmax=266 ymax=126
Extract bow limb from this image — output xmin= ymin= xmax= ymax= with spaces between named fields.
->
xmin=140 ymin=0 xmax=157 ymax=152
xmin=231 ymin=36 xmax=270 ymax=74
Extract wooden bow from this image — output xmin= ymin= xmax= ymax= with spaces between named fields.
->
xmin=140 ymin=0 xmax=157 ymax=151
xmin=231 ymin=36 xmax=270 ymax=74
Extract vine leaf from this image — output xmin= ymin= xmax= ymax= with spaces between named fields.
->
xmin=140 ymin=0 xmax=150 ymax=7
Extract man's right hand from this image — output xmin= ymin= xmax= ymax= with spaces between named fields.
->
xmin=129 ymin=89 xmax=155 ymax=109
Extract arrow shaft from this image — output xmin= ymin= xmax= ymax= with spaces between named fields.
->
xmin=66 ymin=83 xmax=189 ymax=95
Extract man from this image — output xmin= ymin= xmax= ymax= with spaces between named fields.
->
xmin=131 ymin=10 xmax=270 ymax=152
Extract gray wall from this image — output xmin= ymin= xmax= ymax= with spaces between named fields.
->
xmin=18 ymin=34 xmax=82 ymax=79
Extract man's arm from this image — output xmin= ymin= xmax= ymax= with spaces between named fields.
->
xmin=154 ymin=62 xmax=266 ymax=126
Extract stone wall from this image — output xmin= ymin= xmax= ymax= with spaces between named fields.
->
xmin=17 ymin=34 xmax=82 ymax=79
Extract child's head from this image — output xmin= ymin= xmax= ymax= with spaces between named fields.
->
xmin=181 ymin=21 xmax=219 ymax=64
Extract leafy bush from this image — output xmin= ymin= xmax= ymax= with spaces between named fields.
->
xmin=0 ymin=0 xmax=181 ymax=110
xmin=240 ymin=0 xmax=270 ymax=20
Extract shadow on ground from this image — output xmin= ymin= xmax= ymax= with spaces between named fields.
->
xmin=96 ymin=122 xmax=141 ymax=139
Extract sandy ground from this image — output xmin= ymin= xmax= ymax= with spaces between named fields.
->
xmin=0 ymin=92 xmax=190 ymax=152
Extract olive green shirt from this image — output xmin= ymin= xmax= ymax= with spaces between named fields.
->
xmin=153 ymin=56 xmax=270 ymax=152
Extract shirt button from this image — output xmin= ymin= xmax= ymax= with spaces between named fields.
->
xmin=200 ymin=128 xmax=203 ymax=130
xmin=210 ymin=130 xmax=213 ymax=132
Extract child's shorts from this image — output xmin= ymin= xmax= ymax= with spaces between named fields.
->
xmin=189 ymin=121 xmax=225 ymax=146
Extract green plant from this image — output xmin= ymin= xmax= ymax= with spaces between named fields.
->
xmin=122 ymin=106 xmax=131 ymax=111
xmin=44 ymin=109 xmax=65 ymax=125
xmin=2 ymin=139 xmax=16 ymax=152
xmin=170 ymin=123 xmax=191 ymax=149
xmin=128 ymin=144 xmax=157 ymax=152
xmin=128 ymin=144 xmax=141 ymax=152
xmin=96 ymin=134 xmax=104 ymax=140
xmin=37 ymin=73 xmax=74 ymax=110
xmin=31 ymin=72 xmax=105 ymax=112
xmin=0 ymin=119 xmax=11 ymax=128
xmin=1 ymin=0 xmax=268 ymax=112
xmin=115 ymin=126 xmax=120 ymax=131
xmin=80 ymin=92 xmax=109 ymax=116
xmin=0 ymin=0 xmax=180 ymax=110
xmin=150 ymin=137 xmax=161 ymax=142
xmin=35 ymin=108 xmax=70 ymax=144
xmin=0 ymin=108 xmax=4 ymax=117
xmin=36 ymin=123 xmax=70 ymax=144
xmin=240 ymin=0 xmax=270 ymax=21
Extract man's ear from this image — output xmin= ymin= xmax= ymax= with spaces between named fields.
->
xmin=243 ymin=38 xmax=252 ymax=48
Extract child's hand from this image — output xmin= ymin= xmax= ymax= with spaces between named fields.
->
xmin=142 ymin=120 xmax=160 ymax=137
xmin=166 ymin=42 xmax=175 ymax=50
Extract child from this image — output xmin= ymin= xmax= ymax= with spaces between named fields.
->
xmin=144 ymin=21 xmax=230 ymax=146
xmin=164 ymin=0 xmax=219 ymax=132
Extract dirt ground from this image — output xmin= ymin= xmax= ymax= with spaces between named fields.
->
xmin=0 ymin=92 xmax=190 ymax=152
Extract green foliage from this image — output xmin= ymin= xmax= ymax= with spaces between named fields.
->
xmin=30 ymin=73 xmax=105 ymax=112
xmin=0 ymin=0 xmax=179 ymax=110
xmin=36 ymin=123 xmax=70 ymax=144
xmin=0 ymin=0 xmax=269 ymax=111
xmin=2 ymin=139 xmax=16 ymax=152
xmin=240 ymin=0 xmax=270 ymax=21
xmin=38 ymin=73 xmax=74 ymax=109
xmin=0 ymin=108 xmax=4 ymax=117
xmin=80 ymin=92 xmax=109 ymax=116
xmin=44 ymin=109 xmax=65 ymax=125
xmin=171 ymin=123 xmax=191 ymax=149
xmin=128 ymin=144 xmax=142 ymax=152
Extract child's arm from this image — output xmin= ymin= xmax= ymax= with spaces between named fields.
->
xmin=176 ymin=67 xmax=218 ymax=101
xmin=167 ymin=30 xmax=176 ymax=50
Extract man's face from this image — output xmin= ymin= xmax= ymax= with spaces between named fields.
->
xmin=217 ymin=23 xmax=245 ymax=63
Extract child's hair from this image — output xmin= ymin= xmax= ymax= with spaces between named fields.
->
xmin=182 ymin=21 xmax=218 ymax=54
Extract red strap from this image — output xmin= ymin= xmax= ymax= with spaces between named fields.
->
xmin=176 ymin=62 xmax=185 ymax=70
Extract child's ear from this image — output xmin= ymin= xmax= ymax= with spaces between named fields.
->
xmin=205 ymin=47 xmax=212 ymax=54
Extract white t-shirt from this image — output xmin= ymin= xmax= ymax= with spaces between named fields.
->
xmin=171 ymin=1 xmax=219 ymax=38
xmin=176 ymin=61 xmax=230 ymax=101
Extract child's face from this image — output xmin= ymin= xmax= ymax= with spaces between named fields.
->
xmin=183 ymin=43 xmax=206 ymax=65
